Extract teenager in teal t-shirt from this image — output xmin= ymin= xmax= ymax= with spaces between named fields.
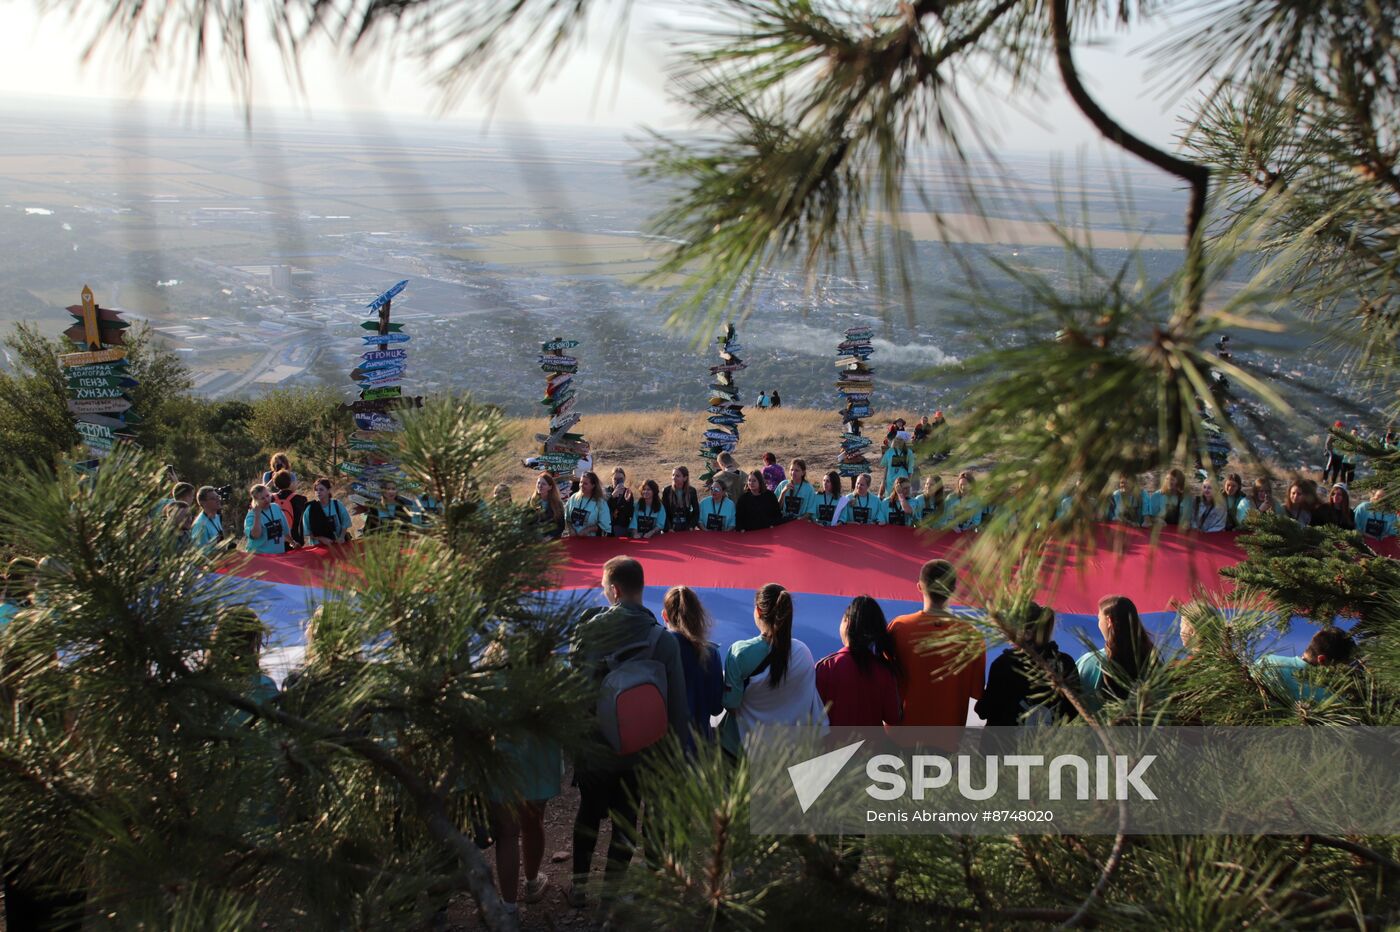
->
xmin=839 ymin=473 xmax=887 ymax=525
xmin=1355 ymin=489 xmax=1398 ymax=540
xmin=879 ymin=436 xmax=916 ymax=497
xmin=564 ymin=471 xmax=612 ymax=537
xmin=189 ymin=487 xmax=226 ymax=553
xmin=629 ymin=479 xmax=668 ymax=539
xmin=774 ymin=459 xmax=817 ymax=522
xmin=243 ymin=485 xmax=287 ymax=555
xmin=812 ymin=471 xmax=844 ymax=527
xmin=698 ymin=484 xmax=737 ymax=531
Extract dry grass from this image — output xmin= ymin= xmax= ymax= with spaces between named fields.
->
xmin=498 ymin=406 xmax=930 ymax=497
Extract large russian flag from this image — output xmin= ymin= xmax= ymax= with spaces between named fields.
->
xmin=223 ymin=524 xmax=1387 ymax=688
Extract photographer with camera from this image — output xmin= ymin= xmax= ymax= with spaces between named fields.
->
xmin=243 ymin=485 xmax=287 ymax=555
xmin=190 ymin=486 xmax=231 ymax=553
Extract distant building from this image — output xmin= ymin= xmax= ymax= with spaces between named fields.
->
xmin=269 ymin=265 xmax=293 ymax=291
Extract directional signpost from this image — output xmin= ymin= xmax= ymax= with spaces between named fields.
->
xmin=699 ymin=323 xmax=747 ymax=485
xmin=60 ymin=285 xmax=137 ymax=464
xmin=344 ymin=281 xmax=418 ymax=521
xmin=530 ymin=336 xmax=590 ymax=493
xmin=835 ymin=326 xmax=876 ymax=480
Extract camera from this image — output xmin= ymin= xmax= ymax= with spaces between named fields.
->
xmin=213 ymin=485 xmax=233 ymax=503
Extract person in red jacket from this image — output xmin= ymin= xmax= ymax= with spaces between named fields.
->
xmin=816 ymin=596 xmax=902 ymax=728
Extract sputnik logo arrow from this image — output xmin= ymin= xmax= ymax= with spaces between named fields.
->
xmin=787 ymin=740 xmax=865 ymax=813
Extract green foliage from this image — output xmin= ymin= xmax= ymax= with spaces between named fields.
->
xmin=1222 ymin=511 xmax=1400 ymax=632
xmin=247 ymin=387 xmax=353 ymax=482
xmin=0 ymin=400 xmax=593 ymax=928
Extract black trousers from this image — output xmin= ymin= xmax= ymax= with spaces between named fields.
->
xmin=572 ymin=768 xmax=640 ymax=882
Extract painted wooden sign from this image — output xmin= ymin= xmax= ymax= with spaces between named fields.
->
xmin=74 ymin=413 xmax=131 ymax=430
xmin=353 ymin=412 xmax=402 ymax=432
xmin=354 ymin=356 xmax=407 ymax=372
xmin=541 ymin=338 xmax=579 ymax=352
xmin=68 ymin=398 xmax=132 ymax=414
xmin=69 ymin=386 xmax=130 ymax=400
xmin=60 ymin=347 xmax=126 ymax=367
xmin=66 ymin=375 xmax=138 ymax=391
xmin=547 ymin=411 xmax=581 ymax=434
xmin=366 ymin=280 xmax=408 ymax=312
xmin=360 ymin=320 xmax=405 ymax=332
xmin=537 ymin=452 xmax=584 ymax=468
xmin=362 ymin=332 xmax=410 ymax=346
xmin=64 ymin=361 xmax=128 ymax=378
xmin=360 ymin=385 xmax=402 ymax=401
xmin=539 ymin=359 xmax=578 ymax=374
xmin=74 ymin=420 xmax=133 ymax=444
xmin=361 ymin=348 xmax=407 ymax=363
xmin=64 ymin=323 xmax=126 ymax=346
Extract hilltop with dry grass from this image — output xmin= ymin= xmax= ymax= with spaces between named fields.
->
xmin=497 ymin=406 xmax=940 ymax=496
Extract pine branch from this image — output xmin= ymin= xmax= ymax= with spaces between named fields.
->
xmin=1048 ymin=0 xmax=1210 ymax=318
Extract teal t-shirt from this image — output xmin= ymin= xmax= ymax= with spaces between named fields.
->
xmin=944 ymin=493 xmax=983 ymax=531
xmin=1354 ymin=503 xmax=1397 ymax=540
xmin=839 ymin=493 xmax=887 ymax=526
xmin=190 ymin=512 xmax=225 ymax=552
xmin=1257 ymin=655 xmax=1332 ymax=703
xmin=629 ymin=503 xmax=667 ymax=536
xmin=243 ymin=505 xmax=287 ymax=554
xmin=698 ymin=496 xmax=736 ymax=531
xmin=812 ymin=493 xmax=842 ymax=527
xmin=564 ymin=494 xmax=611 ymax=535
xmin=775 ymin=480 xmax=816 ymax=521
xmin=720 ymin=637 xmax=772 ymax=757
xmin=0 ymin=600 xmax=18 ymax=628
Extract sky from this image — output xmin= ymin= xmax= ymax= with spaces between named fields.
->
xmin=0 ymin=0 xmax=1201 ymax=158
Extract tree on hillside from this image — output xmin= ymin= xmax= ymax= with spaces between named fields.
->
xmin=23 ymin=0 xmax=1400 ymax=928
xmin=0 ymin=399 xmax=587 ymax=930
xmin=247 ymin=387 xmax=353 ymax=482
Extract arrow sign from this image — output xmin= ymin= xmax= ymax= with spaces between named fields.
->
xmin=74 ymin=413 xmax=131 ymax=430
xmin=353 ymin=412 xmax=402 ymax=432
xmin=354 ymin=356 xmax=406 ymax=373
xmin=536 ymin=453 xmax=583 ymax=468
xmin=60 ymin=347 xmax=126 ymax=367
xmin=350 ymin=365 xmax=405 ymax=383
xmin=361 ymin=348 xmax=407 ymax=364
xmin=362 ymin=332 xmax=410 ymax=346
xmin=357 ymin=378 xmax=403 ymax=395
xmin=64 ymin=362 xmax=129 ymax=379
xmin=66 ymin=306 xmax=129 ymax=327
xmin=66 ymin=375 xmax=138 ymax=390
xmin=69 ymin=386 xmax=130 ymax=400
xmin=68 ymin=398 xmax=132 ymax=415
xmin=547 ymin=412 xmax=581 ymax=434
xmin=74 ymin=421 xmax=133 ymax=443
xmin=540 ymin=359 xmax=578 ymax=374
xmin=82 ymin=436 xmax=115 ymax=453
xmin=366 ymin=280 xmax=408 ymax=312
xmin=541 ymin=339 xmax=579 ymax=352
xmin=64 ymin=323 xmax=125 ymax=347
xmin=360 ymin=320 xmax=405 ymax=332
xmin=360 ymin=385 xmax=402 ymax=401
xmin=348 ymin=438 xmax=384 ymax=451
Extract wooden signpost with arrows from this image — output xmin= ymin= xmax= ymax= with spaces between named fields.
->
xmin=530 ymin=337 xmax=589 ymax=493
xmin=342 ymin=281 xmax=416 ymax=510
xmin=60 ymin=285 xmax=137 ymax=465
xmin=700 ymin=324 xmax=746 ymax=485
xmin=834 ymin=325 xmax=876 ymax=480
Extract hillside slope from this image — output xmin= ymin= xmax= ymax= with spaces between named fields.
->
xmin=499 ymin=406 xmax=938 ymax=496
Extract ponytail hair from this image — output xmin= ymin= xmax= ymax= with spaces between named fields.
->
xmin=1097 ymin=594 xmax=1153 ymax=696
xmin=841 ymin=595 xmax=899 ymax=678
xmin=663 ymin=585 xmax=713 ymax=669
xmin=755 ymin=583 xmax=794 ymax=689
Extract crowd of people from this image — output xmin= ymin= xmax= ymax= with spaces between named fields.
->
xmin=145 ymin=410 xmax=1398 ymax=557
xmin=469 ymin=556 xmax=1359 ymax=914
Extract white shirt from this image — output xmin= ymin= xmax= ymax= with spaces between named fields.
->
xmin=735 ymin=639 xmax=829 ymax=746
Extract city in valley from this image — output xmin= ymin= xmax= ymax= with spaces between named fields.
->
xmin=0 ymin=102 xmax=1375 ymax=464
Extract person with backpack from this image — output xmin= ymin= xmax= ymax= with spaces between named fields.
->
xmin=720 ymin=583 xmax=828 ymax=758
xmin=243 ymin=484 xmax=287 ymax=555
xmin=815 ymin=596 xmax=902 ymax=728
xmin=301 ymin=477 xmax=351 ymax=546
xmin=269 ymin=469 xmax=308 ymax=549
xmin=769 ymin=389 xmax=782 ymax=409
xmin=662 ymin=466 xmax=700 ymax=532
xmin=662 ymin=586 xmax=723 ymax=743
xmin=568 ymin=557 xmax=690 ymax=907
